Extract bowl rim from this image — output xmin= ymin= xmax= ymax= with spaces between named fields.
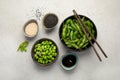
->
xmin=31 ymin=38 xmax=59 ymax=66
xmin=42 ymin=13 xmax=59 ymax=30
xmin=59 ymin=15 xmax=97 ymax=51
xmin=23 ymin=19 xmax=39 ymax=38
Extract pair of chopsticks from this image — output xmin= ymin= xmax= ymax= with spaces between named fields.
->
xmin=73 ymin=10 xmax=108 ymax=62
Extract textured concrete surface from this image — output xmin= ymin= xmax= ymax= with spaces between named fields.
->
xmin=0 ymin=0 xmax=120 ymax=80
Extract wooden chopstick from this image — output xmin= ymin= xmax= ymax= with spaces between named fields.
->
xmin=73 ymin=10 xmax=108 ymax=58
xmin=73 ymin=10 xmax=106 ymax=61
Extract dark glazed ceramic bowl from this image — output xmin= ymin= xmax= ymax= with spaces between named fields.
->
xmin=31 ymin=38 xmax=59 ymax=66
xmin=59 ymin=15 xmax=97 ymax=51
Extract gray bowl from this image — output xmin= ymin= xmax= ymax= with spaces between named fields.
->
xmin=42 ymin=13 xmax=58 ymax=30
xmin=23 ymin=19 xmax=39 ymax=38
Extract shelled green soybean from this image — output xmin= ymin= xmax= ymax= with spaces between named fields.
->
xmin=33 ymin=40 xmax=57 ymax=64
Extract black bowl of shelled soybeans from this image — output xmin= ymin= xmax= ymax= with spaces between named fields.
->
xmin=31 ymin=38 xmax=59 ymax=66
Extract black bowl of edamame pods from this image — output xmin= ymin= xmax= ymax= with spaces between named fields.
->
xmin=59 ymin=15 xmax=97 ymax=51
xmin=31 ymin=38 xmax=59 ymax=66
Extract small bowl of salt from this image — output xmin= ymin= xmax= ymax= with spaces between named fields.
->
xmin=23 ymin=19 xmax=39 ymax=38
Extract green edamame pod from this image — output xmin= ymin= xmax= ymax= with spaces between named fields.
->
xmin=70 ymin=31 xmax=73 ymax=40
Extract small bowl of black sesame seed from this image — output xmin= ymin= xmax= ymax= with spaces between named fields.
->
xmin=43 ymin=13 xmax=58 ymax=30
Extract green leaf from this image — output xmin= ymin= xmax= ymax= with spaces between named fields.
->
xmin=17 ymin=41 xmax=29 ymax=52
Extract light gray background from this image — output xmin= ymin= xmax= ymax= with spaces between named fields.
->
xmin=0 ymin=0 xmax=120 ymax=80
